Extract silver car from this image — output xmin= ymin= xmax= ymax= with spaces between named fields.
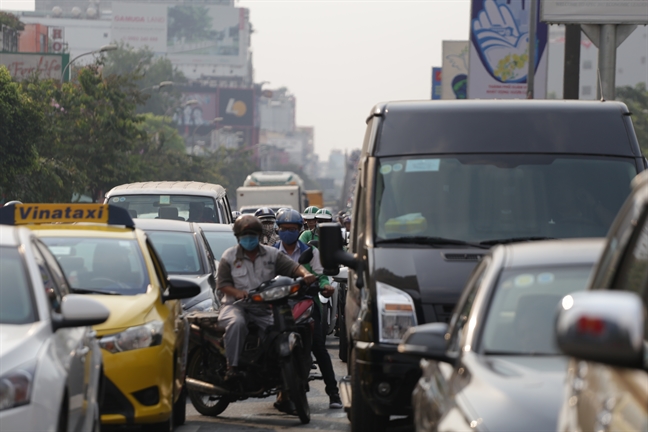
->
xmin=399 ymin=239 xmax=604 ymax=432
xmin=0 ymin=225 xmax=109 ymax=432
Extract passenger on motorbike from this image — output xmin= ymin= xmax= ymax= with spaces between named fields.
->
xmin=216 ymin=215 xmax=317 ymax=380
xmin=255 ymin=207 xmax=280 ymax=246
xmin=274 ymin=209 xmax=343 ymax=410
xmin=299 ymin=208 xmax=332 ymax=245
xmin=302 ymin=206 xmax=319 ymax=231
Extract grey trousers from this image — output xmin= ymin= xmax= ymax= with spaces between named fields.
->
xmin=219 ymin=303 xmax=274 ymax=367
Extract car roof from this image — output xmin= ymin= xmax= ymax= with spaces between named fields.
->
xmin=106 ymin=181 xmax=227 ymax=198
xmin=0 ymin=225 xmax=20 ymax=246
xmin=497 ymin=238 xmax=605 ymax=269
xmin=197 ymin=223 xmax=233 ymax=232
xmin=134 ymin=218 xmax=195 ymax=233
xmin=28 ymin=224 xmax=138 ymax=239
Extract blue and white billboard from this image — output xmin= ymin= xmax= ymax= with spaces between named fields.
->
xmin=431 ymin=67 xmax=442 ymax=100
xmin=468 ymin=0 xmax=548 ymax=99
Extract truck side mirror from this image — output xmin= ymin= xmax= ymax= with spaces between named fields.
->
xmin=319 ymin=223 xmax=363 ymax=287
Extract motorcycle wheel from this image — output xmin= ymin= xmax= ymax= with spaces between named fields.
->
xmin=281 ymin=347 xmax=310 ymax=424
xmin=186 ymin=348 xmax=231 ymax=417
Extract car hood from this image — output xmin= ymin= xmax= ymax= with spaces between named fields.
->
xmin=371 ymin=247 xmax=485 ymax=320
xmin=168 ymin=274 xmax=212 ymax=308
xmin=0 ymin=322 xmax=48 ymax=375
xmin=85 ymin=291 xmax=157 ymax=334
xmin=459 ymin=353 xmax=568 ymax=432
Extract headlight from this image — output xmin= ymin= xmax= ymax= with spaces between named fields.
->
xmin=186 ymin=299 xmax=213 ymax=313
xmin=99 ymin=321 xmax=164 ymax=354
xmin=376 ymin=282 xmax=418 ymax=343
xmin=251 ymin=284 xmax=300 ymax=302
xmin=0 ymin=361 xmax=35 ymax=411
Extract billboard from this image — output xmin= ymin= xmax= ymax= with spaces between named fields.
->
xmin=111 ymin=3 xmax=248 ymax=67
xmin=175 ymin=91 xmax=218 ymax=137
xmin=0 ymin=53 xmax=68 ymax=81
xmin=442 ymin=41 xmax=469 ymax=99
xmin=431 ymin=67 xmax=442 ymax=100
xmin=542 ymin=0 xmax=648 ymax=24
xmin=468 ymin=0 xmax=548 ymax=99
xmin=217 ymin=88 xmax=254 ymax=127
xmin=0 ymin=0 xmax=34 ymax=11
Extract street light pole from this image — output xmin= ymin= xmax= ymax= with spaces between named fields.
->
xmin=61 ymin=44 xmax=118 ymax=82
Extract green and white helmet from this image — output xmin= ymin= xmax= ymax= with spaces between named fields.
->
xmin=315 ymin=208 xmax=333 ymax=221
xmin=303 ymin=206 xmax=320 ymax=220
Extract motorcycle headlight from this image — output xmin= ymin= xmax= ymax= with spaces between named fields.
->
xmin=186 ymin=299 xmax=214 ymax=313
xmin=251 ymin=284 xmax=300 ymax=302
xmin=376 ymin=282 xmax=418 ymax=344
xmin=99 ymin=321 xmax=164 ymax=354
xmin=0 ymin=361 xmax=36 ymax=411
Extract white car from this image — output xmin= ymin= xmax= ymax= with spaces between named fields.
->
xmin=0 ymin=225 xmax=109 ymax=432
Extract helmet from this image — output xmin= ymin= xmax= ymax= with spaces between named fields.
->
xmin=315 ymin=208 xmax=333 ymax=221
xmin=254 ymin=207 xmax=276 ymax=221
xmin=232 ymin=215 xmax=263 ymax=237
xmin=3 ymin=200 xmax=22 ymax=207
xmin=276 ymin=208 xmax=303 ymax=226
xmin=344 ymin=215 xmax=351 ymax=224
xmin=302 ymin=206 xmax=319 ymax=220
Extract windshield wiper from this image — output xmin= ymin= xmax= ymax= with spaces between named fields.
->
xmin=70 ymin=288 xmax=122 ymax=295
xmin=479 ymin=236 xmax=556 ymax=246
xmin=376 ymin=236 xmax=490 ymax=249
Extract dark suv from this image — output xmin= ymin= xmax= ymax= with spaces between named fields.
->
xmin=320 ymin=100 xmax=645 ymax=432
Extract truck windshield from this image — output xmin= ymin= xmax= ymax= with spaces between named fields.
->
xmin=374 ymin=155 xmax=636 ymax=244
xmin=108 ymin=195 xmax=220 ymax=223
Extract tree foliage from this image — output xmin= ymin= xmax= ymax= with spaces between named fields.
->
xmin=0 ymin=12 xmax=24 ymax=31
xmin=617 ymin=83 xmax=648 ymax=156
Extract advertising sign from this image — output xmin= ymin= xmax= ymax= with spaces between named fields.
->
xmin=167 ymin=5 xmax=247 ymax=66
xmin=468 ymin=0 xmax=548 ymax=99
xmin=431 ymin=67 xmax=442 ymax=100
xmin=49 ymin=27 xmax=65 ymax=53
xmin=218 ymin=88 xmax=254 ymax=127
xmin=542 ymin=0 xmax=648 ymax=24
xmin=0 ymin=53 xmax=68 ymax=81
xmin=112 ymin=3 xmax=167 ymax=52
xmin=442 ymin=41 xmax=469 ymax=99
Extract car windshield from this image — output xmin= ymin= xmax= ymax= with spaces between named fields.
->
xmin=481 ymin=264 xmax=593 ymax=356
xmin=108 ymin=194 xmax=220 ymax=223
xmin=146 ymin=231 xmax=203 ymax=274
xmin=374 ymin=155 xmax=636 ymax=244
xmin=203 ymin=231 xmax=238 ymax=259
xmin=42 ymin=238 xmax=150 ymax=295
xmin=0 ymin=247 xmax=36 ymax=324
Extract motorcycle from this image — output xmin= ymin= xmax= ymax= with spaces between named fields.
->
xmin=184 ymin=277 xmax=315 ymax=424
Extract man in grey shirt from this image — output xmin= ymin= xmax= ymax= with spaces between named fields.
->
xmin=217 ymin=215 xmax=316 ymax=379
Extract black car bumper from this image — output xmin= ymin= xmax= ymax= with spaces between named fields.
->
xmin=354 ymin=341 xmax=422 ymax=417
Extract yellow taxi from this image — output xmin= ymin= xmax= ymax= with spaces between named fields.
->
xmin=1 ymin=203 xmax=200 ymax=431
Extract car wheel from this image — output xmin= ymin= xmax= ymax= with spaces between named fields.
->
xmin=173 ymin=385 xmax=187 ymax=426
xmin=350 ymin=348 xmax=387 ymax=432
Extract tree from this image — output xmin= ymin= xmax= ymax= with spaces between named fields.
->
xmin=0 ymin=66 xmax=41 ymax=201
xmin=0 ymin=11 xmax=24 ymax=31
xmin=102 ymin=44 xmax=186 ymax=116
xmin=617 ymin=83 xmax=648 ymax=156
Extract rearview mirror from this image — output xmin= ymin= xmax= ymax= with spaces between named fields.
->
xmin=556 ymin=291 xmax=646 ymax=370
xmin=319 ymin=223 xmax=358 ymax=270
xmin=398 ymin=323 xmax=454 ymax=363
xmin=163 ymin=277 xmax=201 ymax=302
xmin=53 ymin=294 xmax=110 ymax=330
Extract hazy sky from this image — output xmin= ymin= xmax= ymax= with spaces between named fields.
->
xmin=239 ymin=0 xmax=472 ymax=160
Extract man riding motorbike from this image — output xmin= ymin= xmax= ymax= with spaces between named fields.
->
xmin=216 ymin=215 xmax=317 ymax=380
xmin=274 ymin=209 xmax=343 ymax=410
xmin=299 ymin=208 xmax=332 ymax=245
xmin=255 ymin=207 xmax=280 ymax=246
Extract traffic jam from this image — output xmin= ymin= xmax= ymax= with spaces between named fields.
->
xmin=2 ymin=102 xmax=648 ymax=432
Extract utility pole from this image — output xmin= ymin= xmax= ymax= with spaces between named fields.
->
xmin=526 ymin=0 xmax=538 ymax=99
xmin=563 ymin=25 xmax=581 ymax=99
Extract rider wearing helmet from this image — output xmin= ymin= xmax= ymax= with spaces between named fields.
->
xmin=299 ymin=208 xmax=332 ymax=245
xmin=302 ymin=206 xmax=319 ymax=231
xmin=216 ymin=215 xmax=317 ymax=380
xmin=274 ymin=209 xmax=342 ymax=410
xmin=254 ymin=207 xmax=279 ymax=246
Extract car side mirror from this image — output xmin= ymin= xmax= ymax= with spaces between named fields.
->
xmin=319 ymin=223 xmax=363 ymax=287
xmin=163 ymin=277 xmax=201 ymax=302
xmin=53 ymin=294 xmax=110 ymax=331
xmin=397 ymin=323 xmax=454 ymax=363
xmin=556 ymin=291 xmax=646 ymax=370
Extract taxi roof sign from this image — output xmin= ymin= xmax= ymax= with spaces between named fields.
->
xmin=0 ymin=204 xmax=135 ymax=228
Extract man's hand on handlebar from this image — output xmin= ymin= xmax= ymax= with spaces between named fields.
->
xmin=233 ymin=289 xmax=249 ymax=300
xmin=303 ymin=274 xmax=317 ymax=286
xmin=321 ymin=284 xmax=335 ymax=298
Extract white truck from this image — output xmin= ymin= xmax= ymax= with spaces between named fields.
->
xmin=236 ymin=185 xmax=304 ymax=214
